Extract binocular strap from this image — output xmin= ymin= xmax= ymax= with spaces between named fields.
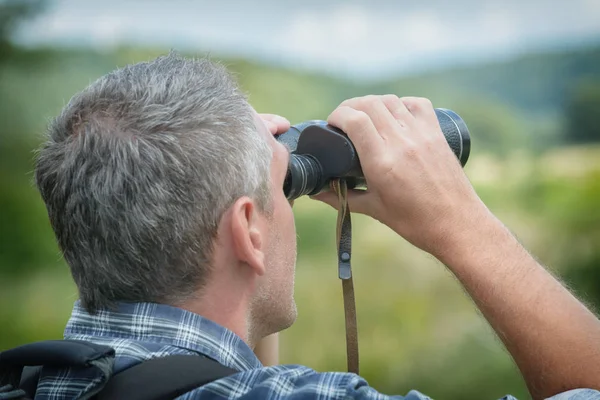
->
xmin=331 ymin=179 xmax=359 ymax=375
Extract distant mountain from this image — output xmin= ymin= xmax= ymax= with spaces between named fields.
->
xmin=225 ymin=43 xmax=600 ymax=152
xmin=372 ymin=43 xmax=600 ymax=116
xmin=227 ymin=42 xmax=600 ymax=130
xmin=2 ymin=41 xmax=599 ymax=155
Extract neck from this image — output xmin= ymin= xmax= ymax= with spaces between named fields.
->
xmin=179 ymin=273 xmax=258 ymax=348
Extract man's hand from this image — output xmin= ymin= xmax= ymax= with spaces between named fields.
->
xmin=314 ymin=95 xmax=600 ymax=398
xmin=313 ymin=95 xmax=489 ymax=259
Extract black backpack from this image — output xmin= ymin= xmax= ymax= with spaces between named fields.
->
xmin=0 ymin=340 xmax=237 ymax=400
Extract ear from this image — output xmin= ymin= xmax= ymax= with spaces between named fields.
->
xmin=230 ymin=196 xmax=267 ymax=276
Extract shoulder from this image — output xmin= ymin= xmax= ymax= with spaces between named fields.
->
xmin=176 ymin=365 xmax=425 ymax=400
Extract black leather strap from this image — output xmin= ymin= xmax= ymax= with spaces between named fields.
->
xmin=96 ymin=354 xmax=238 ymax=400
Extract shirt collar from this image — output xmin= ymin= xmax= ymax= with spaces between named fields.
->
xmin=64 ymin=301 xmax=263 ymax=371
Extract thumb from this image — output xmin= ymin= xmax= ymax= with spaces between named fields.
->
xmin=310 ymin=189 xmax=372 ymax=215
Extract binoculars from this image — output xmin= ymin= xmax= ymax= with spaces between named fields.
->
xmin=276 ymin=109 xmax=471 ymax=200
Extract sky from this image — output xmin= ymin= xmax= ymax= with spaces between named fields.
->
xmin=14 ymin=0 xmax=600 ymax=81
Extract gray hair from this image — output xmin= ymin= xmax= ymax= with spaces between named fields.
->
xmin=35 ymin=53 xmax=272 ymax=313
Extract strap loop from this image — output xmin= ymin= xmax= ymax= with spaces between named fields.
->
xmin=330 ymin=179 xmax=359 ymax=375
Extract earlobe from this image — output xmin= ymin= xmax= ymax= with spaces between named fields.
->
xmin=230 ymin=197 xmax=266 ymax=276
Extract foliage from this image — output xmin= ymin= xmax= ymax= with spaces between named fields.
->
xmin=0 ymin=0 xmax=45 ymax=44
xmin=381 ymin=45 xmax=600 ymax=116
xmin=1 ymin=41 xmax=600 ymax=400
xmin=564 ymin=79 xmax=600 ymax=144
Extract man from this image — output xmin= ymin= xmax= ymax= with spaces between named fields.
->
xmin=33 ymin=53 xmax=600 ymax=399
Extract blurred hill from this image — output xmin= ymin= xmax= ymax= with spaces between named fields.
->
xmin=2 ymin=41 xmax=600 ymax=158
xmin=2 ymin=4 xmax=600 ymax=400
xmin=381 ymin=45 xmax=600 ymax=115
xmin=230 ymin=43 xmax=600 ymax=148
xmin=1 ymin=34 xmax=600 ymax=400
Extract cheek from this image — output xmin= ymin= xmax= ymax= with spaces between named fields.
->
xmin=271 ymin=191 xmax=295 ymax=240
xmin=281 ymin=199 xmax=295 ymax=230
xmin=275 ymin=200 xmax=296 ymax=247
xmin=285 ymin=208 xmax=297 ymax=251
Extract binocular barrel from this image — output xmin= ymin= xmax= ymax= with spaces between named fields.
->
xmin=278 ymin=108 xmax=471 ymax=200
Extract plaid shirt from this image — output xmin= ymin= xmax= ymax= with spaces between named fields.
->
xmin=33 ymin=302 xmax=599 ymax=400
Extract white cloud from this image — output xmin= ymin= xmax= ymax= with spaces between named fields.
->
xmin=273 ymin=6 xmax=452 ymax=74
xmin=13 ymin=0 xmax=600 ymax=80
xmin=478 ymin=6 xmax=519 ymax=47
xmin=399 ymin=12 xmax=446 ymax=52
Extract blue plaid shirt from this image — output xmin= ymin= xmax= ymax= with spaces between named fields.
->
xmin=34 ymin=302 xmax=599 ymax=399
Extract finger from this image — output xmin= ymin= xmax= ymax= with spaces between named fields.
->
xmin=309 ymin=191 xmax=338 ymax=210
xmin=310 ymin=189 xmax=372 ymax=215
xmin=327 ymin=106 xmax=384 ymax=163
xmin=340 ymin=95 xmax=402 ymax=140
xmin=399 ymin=97 xmax=443 ymax=142
xmin=399 ymin=97 xmax=436 ymax=120
xmin=259 ymin=114 xmax=291 ymax=135
xmin=263 ymin=120 xmax=277 ymax=135
xmin=381 ymin=94 xmax=414 ymax=126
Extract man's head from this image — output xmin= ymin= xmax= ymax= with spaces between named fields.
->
xmin=35 ymin=53 xmax=297 ymax=344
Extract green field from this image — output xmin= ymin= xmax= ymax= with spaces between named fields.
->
xmin=1 ymin=44 xmax=600 ymax=399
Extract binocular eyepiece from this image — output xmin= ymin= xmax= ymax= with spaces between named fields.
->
xmin=276 ymin=109 xmax=471 ymax=201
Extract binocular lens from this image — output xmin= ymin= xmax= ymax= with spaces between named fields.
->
xmin=284 ymin=154 xmax=322 ymax=200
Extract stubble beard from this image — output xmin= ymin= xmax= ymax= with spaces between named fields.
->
xmin=248 ymin=236 xmax=297 ymax=344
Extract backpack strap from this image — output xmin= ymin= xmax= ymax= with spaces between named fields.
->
xmin=96 ymin=354 xmax=238 ymax=400
xmin=18 ymin=366 xmax=42 ymax=397
xmin=0 ymin=340 xmax=115 ymax=399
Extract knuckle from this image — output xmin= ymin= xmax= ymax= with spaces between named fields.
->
xmin=356 ymin=95 xmax=379 ymax=109
xmin=376 ymin=154 xmax=395 ymax=173
xmin=381 ymin=94 xmax=401 ymax=108
xmin=423 ymin=133 xmax=437 ymax=146
xmin=419 ymin=97 xmax=433 ymax=107
xmin=347 ymin=110 xmax=370 ymax=129
xmin=400 ymin=97 xmax=417 ymax=112
xmin=401 ymin=96 xmax=433 ymax=111
xmin=327 ymin=107 xmax=342 ymax=124
xmin=402 ymin=140 xmax=420 ymax=158
xmin=423 ymin=134 xmax=442 ymax=151
xmin=340 ymin=97 xmax=359 ymax=107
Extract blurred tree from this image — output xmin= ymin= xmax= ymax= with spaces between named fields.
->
xmin=558 ymin=171 xmax=600 ymax=309
xmin=0 ymin=0 xmax=45 ymax=43
xmin=449 ymin=97 xmax=531 ymax=156
xmin=387 ymin=46 xmax=600 ymax=117
xmin=0 ymin=0 xmax=53 ymax=279
xmin=0 ymin=15 xmax=599 ymax=398
xmin=564 ymin=79 xmax=600 ymax=143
